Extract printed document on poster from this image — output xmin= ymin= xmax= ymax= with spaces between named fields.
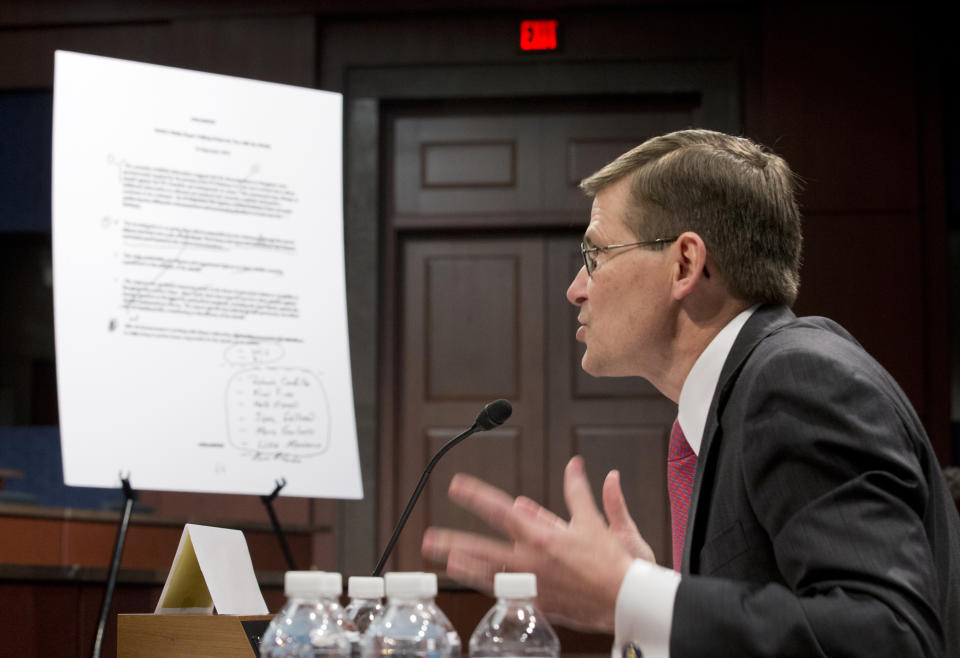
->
xmin=52 ymin=51 xmax=362 ymax=498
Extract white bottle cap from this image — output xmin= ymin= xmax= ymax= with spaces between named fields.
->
xmin=284 ymin=571 xmax=342 ymax=598
xmin=494 ymin=572 xmax=537 ymax=599
xmin=348 ymin=576 xmax=385 ymax=599
xmin=418 ymin=572 xmax=438 ymax=598
xmin=384 ymin=572 xmax=423 ymax=599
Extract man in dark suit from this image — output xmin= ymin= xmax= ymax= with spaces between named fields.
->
xmin=421 ymin=129 xmax=960 ymax=656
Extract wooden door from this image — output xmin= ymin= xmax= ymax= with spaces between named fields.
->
xmin=384 ymin=102 xmax=698 ymax=571
xmin=395 ymin=236 xmax=547 ymax=568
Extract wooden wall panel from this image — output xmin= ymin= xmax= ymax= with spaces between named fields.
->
xmin=0 ymin=582 xmax=83 ymax=658
xmin=310 ymin=528 xmax=338 ymax=571
xmin=110 ymin=525 xmax=183 ymax=570
xmin=60 ymin=521 xmax=129 ymax=568
xmin=0 ymin=517 xmax=62 ymax=564
xmin=244 ymin=527 xmax=313 ymax=571
xmin=756 ymin=5 xmax=917 ymax=214
xmin=164 ymin=15 xmax=315 ymax=86
xmin=797 ymin=213 xmax=926 ymax=410
xmin=0 ymin=512 xmax=315 ymax=572
xmin=0 ymin=16 xmax=314 ymax=89
xmin=136 ymin=490 xmax=311 ymax=526
xmin=0 ymin=576 xmax=281 ymax=658
xmin=0 ymin=24 xmax=170 ymax=88
xmin=752 ymin=3 xmax=943 ymax=449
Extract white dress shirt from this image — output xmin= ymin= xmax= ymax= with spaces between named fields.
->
xmin=611 ymin=306 xmax=757 ymax=658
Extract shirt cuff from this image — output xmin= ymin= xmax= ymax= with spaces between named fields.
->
xmin=610 ymin=559 xmax=681 ymax=658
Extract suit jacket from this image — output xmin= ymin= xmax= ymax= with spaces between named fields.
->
xmin=671 ymin=305 xmax=960 ymax=657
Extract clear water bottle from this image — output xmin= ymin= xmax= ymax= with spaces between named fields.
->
xmin=345 ymin=576 xmax=384 ymax=657
xmin=469 ymin=573 xmax=559 ymax=658
xmin=260 ymin=571 xmax=351 ymax=658
xmin=418 ymin=572 xmax=461 ymax=658
xmin=362 ymin=571 xmax=453 ymax=657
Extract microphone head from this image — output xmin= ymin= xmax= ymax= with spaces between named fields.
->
xmin=475 ymin=399 xmax=512 ymax=430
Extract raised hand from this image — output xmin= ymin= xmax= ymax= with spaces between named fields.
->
xmin=422 ymin=456 xmax=654 ymax=632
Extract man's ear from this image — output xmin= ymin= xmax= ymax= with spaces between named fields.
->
xmin=672 ymin=232 xmax=709 ymax=300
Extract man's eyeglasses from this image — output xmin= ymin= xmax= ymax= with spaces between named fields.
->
xmin=580 ymin=237 xmax=678 ymax=276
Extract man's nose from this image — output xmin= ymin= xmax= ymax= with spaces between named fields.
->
xmin=566 ymin=265 xmax=588 ymax=306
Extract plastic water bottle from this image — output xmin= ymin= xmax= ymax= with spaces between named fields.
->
xmin=418 ymin=572 xmax=461 ymax=658
xmin=362 ymin=571 xmax=453 ymax=657
xmin=345 ymin=576 xmax=384 ymax=657
xmin=469 ymin=573 xmax=559 ymax=657
xmin=261 ymin=571 xmax=351 ymax=657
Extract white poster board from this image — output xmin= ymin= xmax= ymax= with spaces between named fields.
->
xmin=52 ymin=51 xmax=362 ymax=499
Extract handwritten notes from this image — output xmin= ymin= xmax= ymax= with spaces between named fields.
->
xmin=227 ymin=368 xmax=330 ymax=462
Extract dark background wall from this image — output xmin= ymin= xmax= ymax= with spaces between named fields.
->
xmin=0 ymin=2 xmax=953 ymax=656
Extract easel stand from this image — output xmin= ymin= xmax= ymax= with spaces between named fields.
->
xmin=260 ymin=478 xmax=296 ymax=571
xmin=92 ymin=475 xmax=136 ymax=658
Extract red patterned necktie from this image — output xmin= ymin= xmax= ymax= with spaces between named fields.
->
xmin=668 ymin=418 xmax=697 ymax=572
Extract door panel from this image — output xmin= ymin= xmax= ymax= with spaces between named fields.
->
xmin=394 ymin=117 xmax=541 ymax=219
xmin=424 ymin=254 xmax=521 ymax=400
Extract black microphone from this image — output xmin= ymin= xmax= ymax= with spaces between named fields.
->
xmin=372 ymin=399 xmax=512 ymax=576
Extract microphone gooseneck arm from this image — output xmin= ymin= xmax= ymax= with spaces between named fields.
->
xmin=372 ymin=399 xmax=512 ymax=576
xmin=372 ymin=423 xmax=479 ymax=576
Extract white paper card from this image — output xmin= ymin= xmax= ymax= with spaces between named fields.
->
xmin=52 ymin=51 xmax=362 ymax=498
xmin=156 ymin=523 xmax=268 ymax=615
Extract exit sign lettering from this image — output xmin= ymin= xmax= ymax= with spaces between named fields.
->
xmin=520 ymin=20 xmax=558 ymax=51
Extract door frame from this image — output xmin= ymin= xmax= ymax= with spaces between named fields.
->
xmin=335 ymin=58 xmax=740 ymax=577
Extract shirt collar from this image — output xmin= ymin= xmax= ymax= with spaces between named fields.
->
xmin=677 ymin=305 xmax=758 ymax=455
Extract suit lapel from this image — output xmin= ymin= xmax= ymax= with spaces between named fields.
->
xmin=680 ymin=305 xmax=796 ymax=573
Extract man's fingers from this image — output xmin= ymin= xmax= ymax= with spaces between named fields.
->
xmin=423 ymin=526 xmax=534 ymax=596
xmin=448 ymin=473 xmax=517 ymax=533
xmin=602 ymin=469 xmax=635 ymax=530
xmin=493 ymin=495 xmax=567 ymax=551
xmin=422 ymin=527 xmax=515 ymax=565
xmin=563 ymin=455 xmax=603 ymax=522
xmin=515 ymin=495 xmax=567 ymax=529
xmin=445 ymin=550 xmax=500 ymax=595
xmin=602 ymin=469 xmax=656 ymax=563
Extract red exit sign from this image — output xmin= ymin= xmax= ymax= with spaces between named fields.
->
xmin=520 ymin=20 xmax=558 ymax=51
